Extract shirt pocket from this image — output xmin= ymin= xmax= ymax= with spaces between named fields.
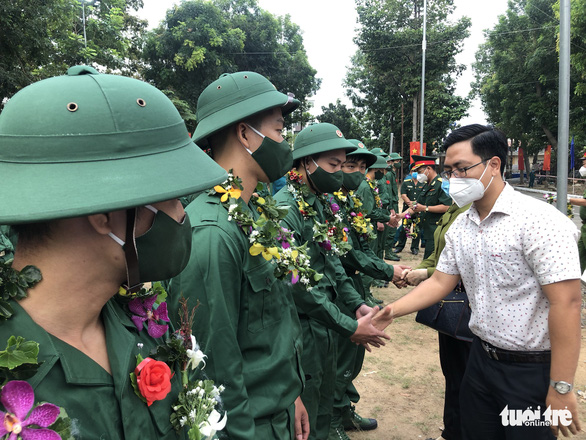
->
xmin=486 ymin=250 xmax=524 ymax=288
xmin=245 ymin=259 xmax=280 ymax=333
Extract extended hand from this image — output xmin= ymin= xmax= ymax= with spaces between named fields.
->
xmin=406 ymin=269 xmax=428 ymax=286
xmin=377 ymin=222 xmax=385 ymax=231
xmin=371 ymin=304 xmax=394 ymax=332
xmin=412 ymin=204 xmax=426 ymax=213
xmin=546 ymin=389 xmax=582 ymax=437
xmin=355 ymin=303 xmax=374 ymax=319
xmin=391 ymin=265 xmax=412 ymax=284
xmin=350 ymin=307 xmax=390 ymax=351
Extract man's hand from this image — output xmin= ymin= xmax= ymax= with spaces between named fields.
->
xmin=546 ymin=389 xmax=582 ymax=437
xmin=350 ymin=307 xmax=390 ymax=351
xmin=377 ymin=222 xmax=385 ymax=231
xmin=387 ymin=214 xmax=400 ymax=228
xmin=412 ymin=203 xmax=426 ymax=213
xmin=406 ymin=269 xmax=428 ymax=286
xmin=355 ymin=303 xmax=374 ymax=319
xmin=294 ymin=396 xmax=310 ymax=440
xmin=391 ymin=265 xmax=412 ymax=284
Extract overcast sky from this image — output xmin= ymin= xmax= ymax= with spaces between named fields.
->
xmin=137 ymin=0 xmax=511 ymax=125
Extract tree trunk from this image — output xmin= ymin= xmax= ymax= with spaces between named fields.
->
xmin=541 ymin=125 xmax=557 ymax=149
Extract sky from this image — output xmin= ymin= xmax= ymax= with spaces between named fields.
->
xmin=136 ymin=0 xmax=511 ymax=125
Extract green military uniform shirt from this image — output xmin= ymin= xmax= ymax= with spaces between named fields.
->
xmin=416 ymin=174 xmax=452 ymax=241
xmin=168 ymin=193 xmax=303 ymax=440
xmin=400 ymin=179 xmax=424 ymax=212
xmin=274 ymin=188 xmax=364 ymax=333
xmin=355 ymin=180 xmax=389 ymax=224
xmin=416 ymin=203 xmax=471 ymax=277
xmin=0 ymin=298 xmax=187 ymax=439
xmin=383 ymin=169 xmax=399 ymax=212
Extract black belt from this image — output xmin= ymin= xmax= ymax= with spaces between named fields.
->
xmin=480 ymin=339 xmax=551 ymax=363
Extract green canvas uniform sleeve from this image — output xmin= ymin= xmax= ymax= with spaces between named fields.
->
xmin=340 ymin=231 xmax=394 ymax=281
xmin=332 ymin=256 xmax=366 ymax=312
xmin=355 ymin=181 xmax=374 ymax=215
xmin=276 ymin=189 xmax=358 ymax=338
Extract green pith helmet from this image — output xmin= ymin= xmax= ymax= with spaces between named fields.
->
xmin=389 ymin=152 xmax=402 ymax=160
xmin=0 ymin=65 xmax=227 ymax=224
xmin=292 ymin=123 xmax=356 ymax=160
xmin=346 ymin=139 xmax=377 ymax=168
xmin=370 ymin=147 xmax=386 ymax=157
xmin=369 ymin=154 xmax=389 ymax=169
xmin=193 ymin=71 xmax=300 ymax=147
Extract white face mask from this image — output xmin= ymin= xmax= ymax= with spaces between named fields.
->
xmin=579 ymin=166 xmax=586 ymax=177
xmin=448 ymin=163 xmax=494 ymax=208
xmin=416 ymin=169 xmax=428 ymax=183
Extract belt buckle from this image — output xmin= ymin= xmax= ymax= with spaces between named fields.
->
xmin=482 ymin=341 xmax=499 ymax=361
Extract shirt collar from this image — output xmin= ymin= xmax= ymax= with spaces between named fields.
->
xmin=467 ymin=182 xmax=513 ymax=224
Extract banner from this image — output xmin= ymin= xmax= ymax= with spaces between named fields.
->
xmin=543 ymin=145 xmax=552 ymax=171
xmin=518 ymin=148 xmax=524 ymax=171
xmin=409 ymin=142 xmax=427 ymax=163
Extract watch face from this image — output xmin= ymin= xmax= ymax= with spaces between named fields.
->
xmin=555 ymin=382 xmax=572 ymax=394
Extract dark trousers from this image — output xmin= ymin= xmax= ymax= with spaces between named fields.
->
xmin=438 ymin=333 xmax=471 ymax=440
xmin=460 ymin=338 xmax=555 ymax=440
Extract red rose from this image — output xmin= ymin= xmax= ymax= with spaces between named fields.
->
xmin=135 ymin=357 xmax=173 ymax=406
xmin=386 ymin=180 xmax=390 ymax=184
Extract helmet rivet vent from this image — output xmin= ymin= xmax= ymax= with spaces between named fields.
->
xmin=136 ymin=98 xmax=146 ymax=107
xmin=67 ymin=102 xmax=78 ymax=112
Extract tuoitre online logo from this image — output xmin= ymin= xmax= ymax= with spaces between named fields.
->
xmin=500 ymin=405 xmax=572 ymax=427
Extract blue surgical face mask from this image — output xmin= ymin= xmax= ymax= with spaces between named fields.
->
xmin=411 ymin=172 xmax=417 ymax=180
xmin=441 ymin=178 xmax=450 ymax=196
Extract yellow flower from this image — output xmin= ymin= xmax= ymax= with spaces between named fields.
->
xmin=257 ymin=197 xmax=266 ymax=205
xmin=249 ymin=243 xmax=280 ymax=261
xmin=214 ymin=185 xmax=241 ymax=202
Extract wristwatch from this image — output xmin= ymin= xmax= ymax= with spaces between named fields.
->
xmin=550 ymin=379 xmax=573 ymax=394
xmin=425 ymin=205 xmax=429 ymax=212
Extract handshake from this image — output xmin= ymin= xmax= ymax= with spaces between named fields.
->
xmin=394 ymin=267 xmax=428 ymax=288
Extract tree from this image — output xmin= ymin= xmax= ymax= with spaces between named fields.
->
xmin=345 ymin=0 xmax=470 ymax=152
xmin=0 ymin=0 xmax=147 ymax=109
xmin=316 ymin=99 xmax=366 ymax=141
xmin=473 ymin=0 xmax=559 ymax=165
xmin=141 ymin=0 xmax=320 ymax=132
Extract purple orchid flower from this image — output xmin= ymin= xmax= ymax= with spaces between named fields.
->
xmin=320 ymin=241 xmax=332 ymax=251
xmin=291 ymin=271 xmax=300 ymax=285
xmin=129 ymin=295 xmax=170 ymax=339
xmin=405 ymin=213 xmax=411 ymax=219
xmin=350 ymin=212 xmax=357 ymax=217
xmin=0 ymin=381 xmax=61 ymax=440
xmin=331 ymin=203 xmax=340 ymax=213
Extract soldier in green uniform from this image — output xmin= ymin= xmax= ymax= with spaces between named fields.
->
xmin=0 ymin=66 xmax=227 ymax=438
xmin=167 ymin=72 xmax=309 ymax=440
xmin=329 ymin=142 xmax=409 ymax=439
xmin=401 ymin=155 xmax=451 ymax=259
xmin=394 ymin=164 xmax=425 ymax=255
xmin=569 ymin=152 xmax=586 ymax=271
xmin=383 ymin=152 xmax=402 ymax=260
xmin=275 ymin=123 xmax=391 ymax=440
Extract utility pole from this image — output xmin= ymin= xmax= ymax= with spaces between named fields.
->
xmin=419 ymin=0 xmax=427 ymax=155
xmin=556 ymin=0 xmax=570 ymax=212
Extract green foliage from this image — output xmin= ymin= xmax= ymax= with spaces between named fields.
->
xmin=473 ymin=0 xmax=563 ymax=160
xmin=0 ymin=336 xmax=42 ymax=384
xmin=0 ymin=0 xmax=147 ymax=110
xmin=345 ymin=0 xmax=470 ymax=152
xmin=316 ymin=99 xmax=367 ymax=140
xmin=0 ymin=261 xmax=42 ymax=320
xmin=141 ymin=0 xmax=320 ymax=133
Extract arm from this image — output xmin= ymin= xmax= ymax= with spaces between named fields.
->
xmin=412 ymin=203 xmax=450 ymax=214
xmin=569 ymin=197 xmax=586 ymax=207
xmin=542 ymin=279 xmax=582 ymax=437
xmin=169 ymin=226 xmax=257 ymax=440
xmin=373 ymin=270 xmax=460 ymax=330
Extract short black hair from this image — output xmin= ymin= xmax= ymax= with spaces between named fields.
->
xmin=443 ymin=124 xmax=508 ymax=175
xmin=11 ymin=222 xmax=53 ymax=247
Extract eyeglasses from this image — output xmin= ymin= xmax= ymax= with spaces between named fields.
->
xmin=441 ymin=159 xmax=489 ymax=179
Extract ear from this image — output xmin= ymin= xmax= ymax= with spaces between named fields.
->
xmin=235 ymin=122 xmax=252 ymax=150
xmin=489 ymin=157 xmax=502 ymax=176
xmin=87 ymin=211 xmax=124 ymax=236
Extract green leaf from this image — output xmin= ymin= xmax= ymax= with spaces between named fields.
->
xmin=0 ymin=336 xmax=39 ymax=369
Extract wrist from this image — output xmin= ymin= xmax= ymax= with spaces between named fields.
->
xmin=550 ymin=379 xmax=573 ymax=394
xmin=425 ymin=205 xmax=429 ymax=212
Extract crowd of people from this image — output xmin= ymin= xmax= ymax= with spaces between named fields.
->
xmin=0 ymin=66 xmax=583 ymax=440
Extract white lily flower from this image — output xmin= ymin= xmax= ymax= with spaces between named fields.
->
xmin=186 ymin=335 xmax=207 ymax=370
xmin=200 ymin=410 xmax=227 ymax=438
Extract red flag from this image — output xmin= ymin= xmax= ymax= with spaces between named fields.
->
xmin=409 ymin=142 xmax=427 ymax=163
xmin=543 ymin=145 xmax=551 ymax=171
xmin=518 ymin=148 xmax=524 ymax=171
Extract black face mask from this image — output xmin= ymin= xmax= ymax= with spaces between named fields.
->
xmin=307 ymin=158 xmax=343 ymax=194
xmin=374 ymin=170 xmax=385 ymax=180
xmin=245 ymin=124 xmax=293 ymax=182
xmin=343 ymin=171 xmax=364 ymax=191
